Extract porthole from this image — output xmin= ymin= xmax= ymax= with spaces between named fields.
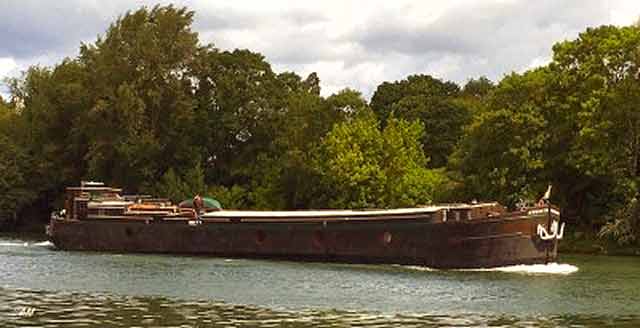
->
xmin=256 ymin=230 xmax=266 ymax=244
xmin=313 ymin=230 xmax=325 ymax=247
xmin=382 ymin=231 xmax=392 ymax=245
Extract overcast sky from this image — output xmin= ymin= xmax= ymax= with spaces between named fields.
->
xmin=1 ymin=0 xmax=639 ymax=99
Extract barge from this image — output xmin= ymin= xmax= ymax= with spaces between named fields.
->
xmin=47 ymin=182 xmax=565 ymax=269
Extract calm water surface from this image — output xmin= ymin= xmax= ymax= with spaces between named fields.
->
xmin=1 ymin=234 xmax=639 ymax=327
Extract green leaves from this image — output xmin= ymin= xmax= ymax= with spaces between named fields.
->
xmin=451 ymin=69 xmax=551 ymax=206
xmin=370 ymin=74 xmax=469 ymax=168
xmin=77 ymin=5 xmax=202 ymax=191
xmin=0 ymin=134 xmax=36 ymax=226
xmin=315 ymin=109 xmax=449 ymax=209
xmin=150 ymin=164 xmax=206 ymax=203
xmin=546 ymin=24 xmax=640 ymax=243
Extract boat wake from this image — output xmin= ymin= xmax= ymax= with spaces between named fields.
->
xmin=33 ymin=241 xmax=54 ymax=247
xmin=0 ymin=242 xmax=29 ymax=247
xmin=400 ymin=262 xmax=578 ymax=275
xmin=0 ymin=241 xmax=54 ymax=248
xmin=462 ymin=262 xmax=578 ymax=275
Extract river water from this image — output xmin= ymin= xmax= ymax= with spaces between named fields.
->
xmin=1 ymin=234 xmax=639 ymax=327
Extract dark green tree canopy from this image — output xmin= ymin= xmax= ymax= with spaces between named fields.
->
xmin=75 ymin=5 xmax=203 ymax=191
xmin=461 ymin=77 xmax=494 ymax=99
xmin=370 ymin=74 xmax=469 ymax=168
xmin=370 ymin=74 xmax=460 ymax=123
xmin=452 ymin=70 xmax=550 ymax=206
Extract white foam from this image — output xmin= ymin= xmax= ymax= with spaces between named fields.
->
xmin=0 ymin=242 xmax=29 ymax=247
xmin=399 ymin=265 xmax=437 ymax=272
xmin=468 ymin=262 xmax=578 ymax=275
xmin=0 ymin=240 xmax=54 ymax=247
xmin=398 ymin=263 xmax=578 ymax=275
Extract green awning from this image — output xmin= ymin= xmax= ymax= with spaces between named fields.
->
xmin=179 ymin=197 xmax=222 ymax=209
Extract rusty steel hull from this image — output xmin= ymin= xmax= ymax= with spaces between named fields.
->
xmin=48 ymin=214 xmax=558 ymax=269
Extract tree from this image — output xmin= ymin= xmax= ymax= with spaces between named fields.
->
xmin=315 ymin=109 xmax=449 ymax=208
xmin=451 ymin=70 xmax=550 ymax=206
xmin=0 ymin=134 xmax=36 ymax=228
xmin=370 ymin=74 xmax=468 ymax=167
xmin=390 ymin=95 xmax=469 ymax=168
xmin=151 ymin=164 xmax=206 ymax=203
xmin=192 ymin=49 xmax=283 ymax=187
xmin=458 ymin=77 xmax=495 ymax=117
xmin=551 ymin=25 xmax=640 ymax=180
xmin=370 ymin=74 xmax=460 ymax=123
xmin=79 ymin=5 xmax=202 ymax=191
xmin=326 ymin=88 xmax=367 ymax=118
xmin=550 ymin=24 xmax=640 ymax=242
xmin=461 ymin=76 xmax=495 ymax=99
xmin=247 ymin=76 xmax=347 ymax=209
xmin=0 ymin=96 xmax=10 ymax=128
xmin=6 ymin=61 xmax=92 ymax=213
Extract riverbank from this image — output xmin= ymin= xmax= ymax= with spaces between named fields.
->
xmin=559 ymin=228 xmax=640 ymax=256
xmin=0 ymin=218 xmax=47 ymax=234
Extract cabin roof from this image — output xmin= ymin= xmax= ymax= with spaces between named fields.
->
xmin=201 ymin=203 xmax=498 ymax=218
xmin=67 ymin=187 xmax=123 ymax=192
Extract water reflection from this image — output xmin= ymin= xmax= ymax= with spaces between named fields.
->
xmin=0 ymin=288 xmax=638 ymax=328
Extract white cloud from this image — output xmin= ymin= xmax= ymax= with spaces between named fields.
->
xmin=524 ymin=56 xmax=552 ymax=72
xmin=0 ymin=57 xmax=19 ymax=99
xmin=609 ymin=0 xmax=640 ymax=26
xmin=0 ymin=57 xmax=18 ymax=77
xmin=1 ymin=0 xmax=639 ymax=99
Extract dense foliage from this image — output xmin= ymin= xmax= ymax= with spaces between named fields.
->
xmin=1 ymin=5 xmax=640 ymax=246
xmin=315 ymin=109 xmax=449 ymax=209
